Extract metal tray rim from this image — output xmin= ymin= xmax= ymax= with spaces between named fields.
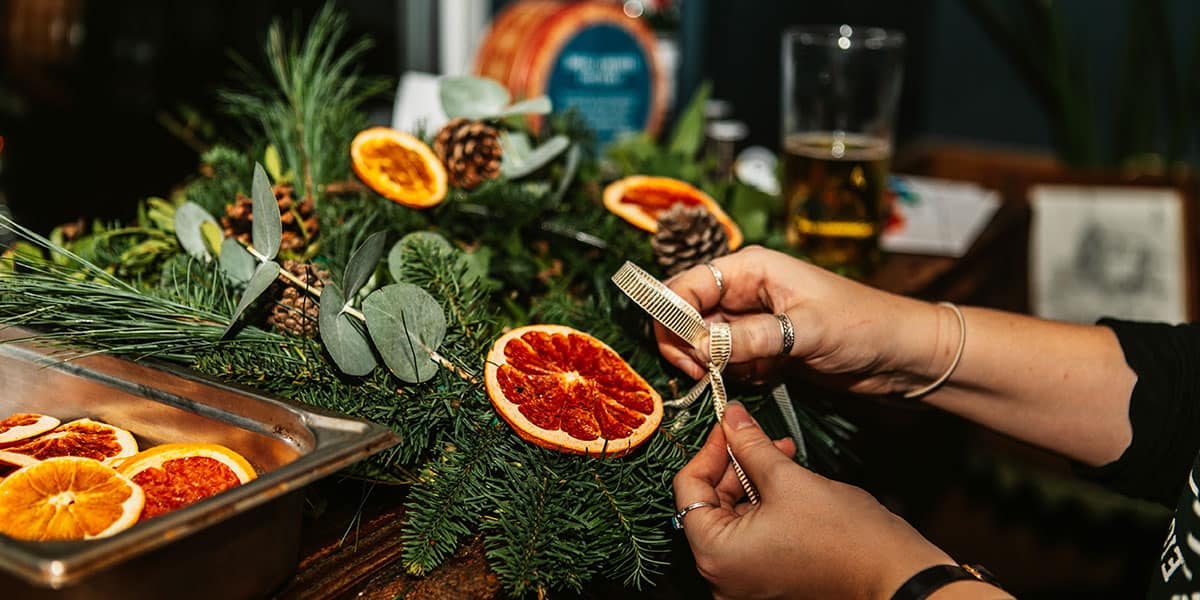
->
xmin=0 ymin=333 xmax=400 ymax=588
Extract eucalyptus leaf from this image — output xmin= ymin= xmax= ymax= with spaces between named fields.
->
xmin=501 ymin=134 xmax=570 ymax=179
xmin=200 ymin=221 xmax=225 ymax=257
xmin=264 ymin=145 xmax=285 ymax=183
xmin=439 ymin=76 xmax=511 ymax=120
xmin=387 ymin=231 xmax=454 ymax=283
xmin=174 ymin=202 xmax=218 ymax=262
xmin=461 ymin=246 xmax=492 ymax=287
xmin=319 ymin=283 xmax=377 ymax=376
xmin=343 ymin=231 xmax=388 ymax=298
xmin=219 ymin=238 xmax=256 ymax=285
xmin=551 ymin=144 xmax=582 ymax=203
xmin=222 ymin=261 xmax=280 ymax=338
xmin=491 ymin=96 xmax=552 ymax=118
xmin=363 ymin=283 xmax=447 ymax=383
xmin=251 ymin=163 xmax=282 ymax=260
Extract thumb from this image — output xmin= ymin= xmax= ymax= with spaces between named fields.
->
xmin=720 ymin=402 xmax=797 ymax=494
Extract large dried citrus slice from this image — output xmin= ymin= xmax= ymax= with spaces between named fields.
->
xmin=0 ymin=456 xmax=144 ymax=540
xmin=484 ymin=324 xmax=663 ymax=456
xmin=0 ymin=418 xmax=138 ymax=468
xmin=0 ymin=413 xmax=60 ymax=444
xmin=117 ymin=443 xmax=256 ymax=520
xmin=603 ymin=175 xmax=743 ymax=250
xmin=351 ymin=127 xmax=448 ymax=208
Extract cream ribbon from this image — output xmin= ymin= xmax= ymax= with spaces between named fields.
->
xmin=612 ymin=261 xmax=759 ymax=504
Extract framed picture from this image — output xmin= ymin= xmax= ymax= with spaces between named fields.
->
xmin=1030 ymin=184 xmax=1194 ymax=324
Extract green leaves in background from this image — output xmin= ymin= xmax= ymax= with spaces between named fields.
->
xmin=174 ymin=202 xmax=219 ymax=262
xmin=251 ymin=163 xmax=282 ymax=260
xmin=319 ymin=283 xmax=377 ymax=376
xmin=439 ymin=75 xmax=552 ymax=121
xmin=363 ymin=283 xmax=447 ymax=383
xmin=219 ymin=238 xmax=255 ymax=285
xmin=666 ymin=81 xmax=710 ymax=158
xmin=343 ymin=231 xmax=387 ymax=299
xmin=388 ymin=231 xmax=453 ymax=283
xmin=222 ymin=261 xmax=280 ymax=338
xmin=500 ymin=132 xmax=570 ymax=179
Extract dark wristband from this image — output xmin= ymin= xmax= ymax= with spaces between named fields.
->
xmin=890 ymin=564 xmax=1003 ymax=600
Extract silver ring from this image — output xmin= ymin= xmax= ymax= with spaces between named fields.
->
xmin=671 ymin=500 xmax=717 ymax=530
xmin=704 ymin=261 xmax=725 ymax=302
xmin=775 ymin=313 xmax=795 ymax=356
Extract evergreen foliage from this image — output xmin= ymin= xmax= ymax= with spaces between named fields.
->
xmin=0 ymin=4 xmax=854 ymax=596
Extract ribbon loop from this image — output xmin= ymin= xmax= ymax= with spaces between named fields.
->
xmin=612 ymin=261 xmax=759 ymax=504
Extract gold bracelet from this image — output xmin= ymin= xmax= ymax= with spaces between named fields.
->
xmin=903 ymin=302 xmax=966 ymax=399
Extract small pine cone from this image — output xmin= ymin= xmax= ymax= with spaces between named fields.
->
xmin=268 ymin=260 xmax=330 ymax=337
xmin=433 ymin=118 xmax=503 ymax=190
xmin=651 ymin=204 xmax=731 ymax=276
xmin=221 ymin=184 xmax=318 ymax=255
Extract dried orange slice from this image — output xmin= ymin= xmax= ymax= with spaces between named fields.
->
xmin=117 ymin=443 xmax=256 ymax=520
xmin=485 ymin=325 xmax=663 ymax=456
xmin=0 ymin=418 xmax=138 ymax=468
xmin=351 ymin=127 xmax=448 ymax=208
xmin=0 ymin=456 xmax=144 ymax=540
xmin=0 ymin=413 xmax=60 ymax=444
xmin=603 ymin=175 xmax=743 ymax=250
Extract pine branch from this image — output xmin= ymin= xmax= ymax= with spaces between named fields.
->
xmin=220 ymin=2 xmax=390 ymax=202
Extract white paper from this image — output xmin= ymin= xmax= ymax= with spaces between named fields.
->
xmin=1030 ymin=185 xmax=1187 ymax=324
xmin=880 ymin=175 xmax=1000 ymax=258
xmin=392 ymin=71 xmax=448 ymax=135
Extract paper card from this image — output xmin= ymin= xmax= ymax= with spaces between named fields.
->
xmin=1030 ymin=184 xmax=1188 ymax=324
xmin=880 ymin=175 xmax=1001 ymax=258
xmin=391 ymin=71 xmax=448 ymax=135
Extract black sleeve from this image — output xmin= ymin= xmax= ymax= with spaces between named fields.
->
xmin=1079 ymin=319 xmax=1200 ymax=506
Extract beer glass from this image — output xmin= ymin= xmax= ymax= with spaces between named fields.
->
xmin=782 ymin=25 xmax=904 ymax=271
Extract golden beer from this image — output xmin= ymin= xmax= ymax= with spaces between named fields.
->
xmin=783 ymin=131 xmax=890 ymax=271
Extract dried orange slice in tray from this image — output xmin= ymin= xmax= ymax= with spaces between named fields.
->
xmin=0 ymin=418 xmax=138 ymax=468
xmin=117 ymin=443 xmax=257 ymax=521
xmin=485 ymin=324 xmax=663 ymax=456
xmin=0 ymin=456 xmax=144 ymax=541
xmin=0 ymin=412 xmax=60 ymax=444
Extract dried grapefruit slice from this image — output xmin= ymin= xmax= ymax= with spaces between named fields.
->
xmin=0 ymin=418 xmax=138 ymax=468
xmin=603 ymin=175 xmax=743 ymax=250
xmin=0 ymin=413 xmax=60 ymax=444
xmin=351 ymin=127 xmax=448 ymax=208
xmin=117 ymin=443 xmax=256 ymax=520
xmin=484 ymin=324 xmax=663 ymax=456
xmin=0 ymin=456 xmax=144 ymax=540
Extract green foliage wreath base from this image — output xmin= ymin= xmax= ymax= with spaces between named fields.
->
xmin=0 ymin=5 xmax=852 ymax=596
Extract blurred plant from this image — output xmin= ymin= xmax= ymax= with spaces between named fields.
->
xmin=963 ymin=0 xmax=1198 ymax=170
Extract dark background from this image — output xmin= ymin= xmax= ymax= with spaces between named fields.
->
xmin=0 ymin=1 xmax=1186 ymax=597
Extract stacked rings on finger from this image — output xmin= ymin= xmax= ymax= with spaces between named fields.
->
xmin=671 ymin=500 xmax=717 ymax=530
xmin=775 ymin=313 xmax=795 ymax=356
xmin=704 ymin=260 xmax=725 ymax=302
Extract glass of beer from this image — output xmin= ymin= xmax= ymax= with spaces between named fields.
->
xmin=781 ymin=25 xmax=904 ymax=272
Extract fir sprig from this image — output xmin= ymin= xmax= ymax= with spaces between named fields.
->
xmin=220 ymin=2 xmax=390 ymax=203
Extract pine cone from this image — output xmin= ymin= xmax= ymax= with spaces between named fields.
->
xmin=221 ymin=184 xmax=318 ymax=255
xmin=651 ymin=204 xmax=730 ymax=276
xmin=433 ymin=118 xmax=502 ymax=190
xmin=267 ymin=260 xmax=329 ymax=338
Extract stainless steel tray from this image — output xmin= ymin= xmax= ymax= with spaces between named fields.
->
xmin=0 ymin=329 xmax=399 ymax=599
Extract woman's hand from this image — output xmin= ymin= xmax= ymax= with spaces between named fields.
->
xmin=673 ymin=402 xmax=989 ymax=600
xmin=656 ymin=246 xmax=956 ymax=395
